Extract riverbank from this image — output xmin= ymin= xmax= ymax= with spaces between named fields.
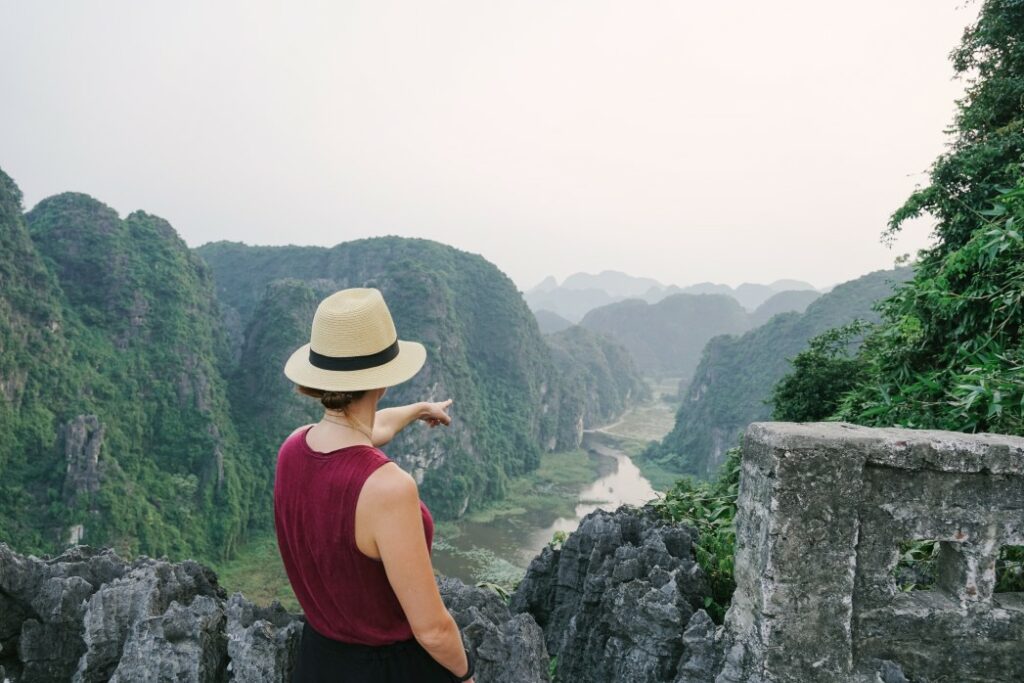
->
xmin=593 ymin=375 xmax=686 ymax=492
xmin=431 ymin=431 xmax=659 ymax=587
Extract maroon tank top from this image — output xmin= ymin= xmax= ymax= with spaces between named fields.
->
xmin=273 ymin=425 xmax=434 ymax=645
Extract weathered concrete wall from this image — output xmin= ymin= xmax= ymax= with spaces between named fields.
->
xmin=719 ymin=422 xmax=1024 ymax=683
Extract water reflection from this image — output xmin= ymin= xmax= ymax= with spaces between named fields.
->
xmin=526 ymin=442 xmax=657 ymax=552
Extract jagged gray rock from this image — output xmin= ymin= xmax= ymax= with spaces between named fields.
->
xmin=224 ymin=593 xmax=301 ymax=681
xmin=0 ymin=542 xmax=550 ymax=683
xmin=74 ymin=556 xmax=225 ymax=682
xmin=61 ymin=415 xmax=104 ymax=509
xmin=110 ymin=595 xmax=227 ymax=682
xmin=0 ymin=544 xmax=127 ymax=682
xmin=438 ymin=577 xmax=550 ymax=683
xmin=510 ymin=505 xmax=716 ymax=683
xmin=673 ymin=610 xmax=720 ymax=683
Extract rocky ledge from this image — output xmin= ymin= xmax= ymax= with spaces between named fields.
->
xmin=0 ymin=543 xmax=549 ymax=683
xmin=510 ymin=505 xmax=722 ymax=683
xmin=0 ymin=506 xmax=724 ymax=683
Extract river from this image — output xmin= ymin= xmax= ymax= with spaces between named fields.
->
xmin=430 ymin=431 xmax=659 ymax=585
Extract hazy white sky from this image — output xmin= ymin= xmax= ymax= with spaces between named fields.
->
xmin=0 ymin=1 xmax=978 ymax=290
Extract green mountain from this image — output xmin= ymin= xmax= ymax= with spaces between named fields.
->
xmin=0 ymin=168 xmax=645 ymax=558
xmin=0 ymin=174 xmax=256 ymax=559
xmin=545 ymin=325 xmax=651 ymax=443
xmin=579 ymin=293 xmax=751 ymax=379
xmin=196 ymin=239 xmax=640 ymax=519
xmin=645 ymin=266 xmax=913 ymax=478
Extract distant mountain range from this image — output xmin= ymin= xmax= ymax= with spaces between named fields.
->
xmin=643 ymin=266 xmax=914 ymax=479
xmin=560 ymin=288 xmax=821 ymax=381
xmin=525 ymin=270 xmax=818 ymax=322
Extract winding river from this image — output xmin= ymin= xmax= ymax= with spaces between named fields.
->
xmin=430 ymin=432 xmax=658 ymax=585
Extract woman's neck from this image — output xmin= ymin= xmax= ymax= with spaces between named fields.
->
xmin=334 ymin=395 xmax=376 ymax=427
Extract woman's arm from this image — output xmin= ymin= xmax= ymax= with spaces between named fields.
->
xmin=373 ymin=399 xmax=453 ymax=447
xmin=362 ymin=465 xmax=472 ymax=680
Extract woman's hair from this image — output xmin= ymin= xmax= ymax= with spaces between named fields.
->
xmin=295 ymin=385 xmax=367 ymax=412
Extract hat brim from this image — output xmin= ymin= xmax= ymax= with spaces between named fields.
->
xmin=283 ymin=340 xmax=427 ymax=392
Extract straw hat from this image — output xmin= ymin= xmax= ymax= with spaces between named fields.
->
xmin=283 ymin=288 xmax=426 ymax=392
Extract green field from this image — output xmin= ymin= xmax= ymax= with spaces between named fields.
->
xmin=210 ymin=533 xmax=300 ymax=611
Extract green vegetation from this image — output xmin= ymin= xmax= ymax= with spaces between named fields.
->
xmin=198 ymin=239 xmax=644 ymax=522
xmin=545 ymin=325 xmax=651 ymax=433
xmin=770 ymin=320 xmax=873 ymax=422
xmin=0 ymin=177 xmax=645 ymax=562
xmin=656 ymin=0 xmax=1024 ymax=615
xmin=210 ymin=534 xmax=300 ymax=611
xmin=651 ymin=447 xmax=740 ymax=623
xmin=0 ymin=182 xmax=255 ymax=559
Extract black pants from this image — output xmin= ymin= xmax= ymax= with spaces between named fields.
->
xmin=292 ymin=621 xmax=459 ymax=683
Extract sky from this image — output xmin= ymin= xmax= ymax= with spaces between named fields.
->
xmin=0 ymin=1 xmax=979 ymax=291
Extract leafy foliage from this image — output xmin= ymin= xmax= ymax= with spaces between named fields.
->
xmin=770 ymin=320 xmax=872 ymax=422
xmin=835 ymin=180 xmax=1024 ymax=433
xmin=0 ymin=182 xmax=255 ymax=559
xmin=830 ymin=0 xmax=1024 ymax=433
xmin=650 ymin=447 xmax=740 ymax=623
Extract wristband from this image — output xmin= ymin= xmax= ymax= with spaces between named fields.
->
xmin=454 ymin=650 xmax=474 ymax=681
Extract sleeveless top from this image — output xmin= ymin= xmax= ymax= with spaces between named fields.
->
xmin=273 ymin=425 xmax=434 ymax=645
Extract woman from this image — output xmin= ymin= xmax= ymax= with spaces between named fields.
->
xmin=274 ymin=287 xmax=475 ymax=683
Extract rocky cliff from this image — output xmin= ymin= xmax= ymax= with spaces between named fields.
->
xmin=510 ymin=506 xmax=722 ymax=683
xmin=0 ymin=543 xmax=550 ymax=683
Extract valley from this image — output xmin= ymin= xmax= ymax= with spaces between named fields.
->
xmin=214 ymin=380 xmax=680 ymax=600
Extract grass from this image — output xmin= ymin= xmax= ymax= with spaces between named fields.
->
xmin=210 ymin=533 xmax=300 ymax=611
xmin=464 ymin=447 xmax=609 ymax=522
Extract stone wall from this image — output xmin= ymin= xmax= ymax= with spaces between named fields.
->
xmin=718 ymin=422 xmax=1024 ymax=683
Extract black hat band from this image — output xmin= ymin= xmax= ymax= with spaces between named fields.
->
xmin=308 ymin=339 xmax=400 ymax=371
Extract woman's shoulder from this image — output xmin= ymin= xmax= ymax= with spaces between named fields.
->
xmin=361 ymin=459 xmax=418 ymax=506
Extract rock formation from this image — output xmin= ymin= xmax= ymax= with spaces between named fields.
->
xmin=0 ymin=543 xmax=549 ymax=683
xmin=510 ymin=505 xmax=717 ymax=683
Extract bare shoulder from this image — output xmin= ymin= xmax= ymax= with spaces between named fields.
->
xmin=361 ymin=462 xmax=418 ymax=509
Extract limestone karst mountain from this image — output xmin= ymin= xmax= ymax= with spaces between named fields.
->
xmin=0 ymin=167 xmax=645 ymax=558
xmin=645 ymin=266 xmax=914 ymax=478
xmin=532 ymin=308 xmax=574 ymax=334
xmin=194 ymin=239 xmax=648 ymax=520
xmin=0 ymin=171 xmax=253 ymax=560
xmin=579 ymin=293 xmax=751 ymax=380
xmin=524 ymin=270 xmax=818 ymax=323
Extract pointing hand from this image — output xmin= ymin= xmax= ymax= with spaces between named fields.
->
xmin=420 ymin=399 xmax=453 ymax=428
